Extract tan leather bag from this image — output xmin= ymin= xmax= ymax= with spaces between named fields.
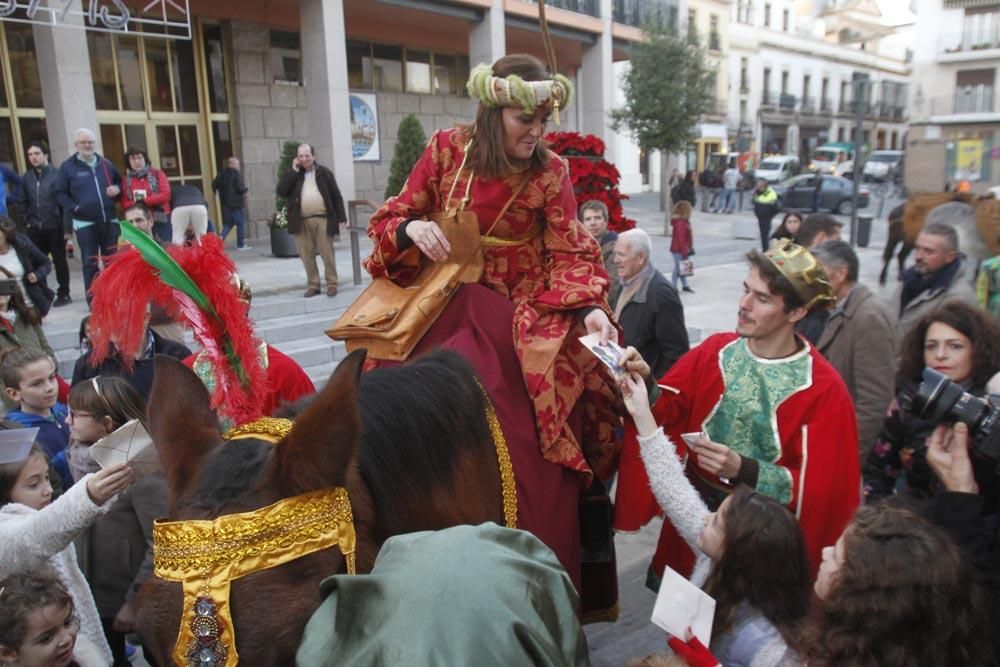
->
xmin=327 ymin=151 xmax=529 ymax=361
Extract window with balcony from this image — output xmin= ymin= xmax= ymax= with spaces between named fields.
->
xmin=962 ymin=7 xmax=1000 ymax=50
xmin=955 ymin=68 xmax=995 ymax=113
xmin=781 ymin=71 xmax=789 ymax=94
xmin=782 ymin=8 xmax=790 ymax=31
xmin=736 ymin=0 xmax=753 ymax=24
xmin=821 ymin=77 xmax=829 ymax=110
xmin=613 ymin=0 xmax=678 ymax=30
xmin=764 ymin=2 xmax=771 ymax=27
xmin=740 ymin=58 xmax=749 ymax=92
xmin=740 ymin=100 xmax=747 ymax=124
xmin=709 ymin=14 xmax=721 ymax=50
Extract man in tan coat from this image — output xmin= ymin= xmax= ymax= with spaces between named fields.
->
xmin=813 ymin=240 xmax=897 ymax=462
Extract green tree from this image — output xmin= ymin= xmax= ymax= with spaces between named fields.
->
xmin=611 ymin=25 xmax=717 ymax=220
xmin=384 ymin=114 xmax=427 ymax=200
xmin=274 ymin=139 xmax=301 ymax=213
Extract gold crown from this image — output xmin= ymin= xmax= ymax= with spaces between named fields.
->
xmin=764 ymin=239 xmax=835 ymax=311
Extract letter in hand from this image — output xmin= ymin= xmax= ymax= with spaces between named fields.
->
xmin=85 ymin=462 xmax=134 ymax=506
xmin=689 ymin=436 xmax=741 ymax=480
xmin=618 ymin=345 xmax=651 ymax=379
xmin=926 ymin=423 xmax=979 ymax=495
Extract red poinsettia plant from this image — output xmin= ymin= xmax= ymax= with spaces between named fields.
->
xmin=545 ymin=131 xmax=636 ymax=232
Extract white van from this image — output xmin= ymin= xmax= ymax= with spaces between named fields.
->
xmin=862 ymin=150 xmax=904 ymax=181
xmin=754 ymin=155 xmax=801 ymax=183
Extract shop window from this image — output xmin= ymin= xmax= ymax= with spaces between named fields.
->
xmin=212 ymin=121 xmax=234 ymax=167
xmin=5 ymin=24 xmax=42 ymax=108
xmin=406 ymin=49 xmax=432 ymax=94
xmin=89 ymin=33 xmax=119 ymax=111
xmin=100 ymin=125 xmax=127 ymax=173
xmin=0 ymin=118 xmax=14 ymax=166
xmin=204 ymin=26 xmax=229 ymax=114
xmin=372 ymin=44 xmax=403 ymax=92
xmin=146 ymin=40 xmax=173 ymax=112
xmin=433 ymin=53 xmax=457 ymax=95
xmin=172 ymin=40 xmax=199 ymax=112
xmin=270 ymin=30 xmax=302 ymax=85
xmin=115 ymin=37 xmax=144 ymax=112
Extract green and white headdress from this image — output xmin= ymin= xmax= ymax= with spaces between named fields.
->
xmin=466 ymin=63 xmax=573 ymax=124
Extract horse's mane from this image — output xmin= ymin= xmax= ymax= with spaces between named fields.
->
xmin=355 ymin=350 xmax=494 ymax=531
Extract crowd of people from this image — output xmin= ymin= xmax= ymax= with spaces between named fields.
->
xmin=0 ymin=50 xmax=999 ymax=667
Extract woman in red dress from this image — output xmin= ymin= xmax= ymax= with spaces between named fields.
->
xmin=364 ymin=54 xmax=621 ymax=603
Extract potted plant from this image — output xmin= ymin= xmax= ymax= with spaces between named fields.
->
xmin=270 ymin=140 xmax=300 ymax=258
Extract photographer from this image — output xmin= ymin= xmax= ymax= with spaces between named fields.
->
xmin=863 ymin=302 xmax=1000 ymax=512
xmin=926 ymin=422 xmax=1000 ymax=657
xmin=119 ymin=146 xmax=171 ymax=244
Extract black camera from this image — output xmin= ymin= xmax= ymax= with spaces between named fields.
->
xmin=0 ymin=279 xmax=19 ymax=297
xmin=912 ymin=368 xmax=1000 ymax=465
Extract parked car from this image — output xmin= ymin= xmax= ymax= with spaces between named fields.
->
xmin=862 ymin=150 xmax=904 ymax=182
xmin=773 ymin=174 xmax=870 ymax=215
xmin=755 ymin=155 xmax=801 ymax=183
xmin=810 ymin=142 xmax=854 ymax=174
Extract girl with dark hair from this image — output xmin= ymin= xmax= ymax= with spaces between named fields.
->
xmin=363 ymin=53 xmax=617 ymax=615
xmin=621 ymin=372 xmax=810 ymax=665
xmin=66 ymin=376 xmax=166 ymax=666
xmin=864 ymin=301 xmax=1000 ymax=511
xmin=801 ymin=505 xmax=993 ymax=666
xmin=770 ymin=211 xmax=804 ymax=243
xmin=669 ymin=201 xmax=694 ymax=293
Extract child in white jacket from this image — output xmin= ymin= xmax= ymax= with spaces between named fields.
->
xmin=0 ymin=437 xmax=133 ymax=667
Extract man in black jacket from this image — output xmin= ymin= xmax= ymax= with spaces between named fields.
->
xmin=610 ymin=229 xmax=689 ymax=378
xmin=212 ymin=156 xmax=250 ymax=251
xmin=20 ymin=140 xmax=71 ymax=306
xmin=275 ymin=143 xmax=346 ymax=297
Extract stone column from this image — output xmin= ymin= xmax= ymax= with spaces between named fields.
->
xmin=33 ymin=12 xmax=99 ymax=160
xmin=580 ymin=0 xmax=614 ymax=162
xmin=469 ymin=0 xmax=505 ymax=67
xmin=300 ymin=0 xmax=355 ymax=201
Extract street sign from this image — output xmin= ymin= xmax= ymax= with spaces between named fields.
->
xmin=0 ymin=0 xmax=191 ymax=40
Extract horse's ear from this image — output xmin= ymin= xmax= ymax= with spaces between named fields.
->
xmin=148 ymin=355 xmax=221 ymax=504
xmin=273 ymin=349 xmax=365 ymax=496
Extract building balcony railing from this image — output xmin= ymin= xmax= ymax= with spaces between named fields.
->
xmin=938 ymin=27 xmax=1000 ymax=55
xmin=800 ymin=96 xmax=816 ymax=113
xmin=761 ymin=90 xmax=780 ymax=107
xmin=838 ymin=98 xmax=875 ymax=115
xmin=612 ymin=0 xmax=677 ymax=29
xmin=924 ymin=92 xmax=997 ymax=116
xmin=819 ymin=97 xmax=833 ymax=112
xmin=522 ymin=0 xmax=600 ymax=17
xmin=703 ymin=98 xmax=729 ymax=117
xmin=779 ymin=92 xmax=797 ymax=110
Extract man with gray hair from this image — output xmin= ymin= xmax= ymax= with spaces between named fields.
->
xmin=894 ymin=220 xmax=976 ymax=341
xmin=55 ymin=128 xmax=122 ymax=302
xmin=813 ymin=240 xmax=897 ymax=461
xmin=611 ymin=228 xmax=688 ymax=378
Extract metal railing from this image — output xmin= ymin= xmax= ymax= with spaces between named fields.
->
xmin=819 ymin=97 xmax=833 ymax=112
xmin=612 ymin=0 xmax=677 ymax=29
xmin=800 ymin=96 xmax=816 ymax=112
xmin=346 ymin=200 xmax=379 ymax=286
xmin=525 ymin=0 xmax=600 ymax=17
xmin=938 ymin=28 xmax=1000 ymax=55
xmin=761 ymin=90 xmax=780 ymax=107
xmin=923 ymin=93 xmax=997 ymax=116
xmin=778 ymin=92 xmax=797 ymax=109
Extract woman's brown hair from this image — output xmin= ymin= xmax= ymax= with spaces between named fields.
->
xmin=670 ymin=200 xmax=693 ymax=220
xmin=463 ymin=54 xmax=551 ymax=180
xmin=0 ymin=266 xmax=41 ymax=326
xmin=67 ymin=375 xmax=147 ymax=434
xmin=898 ymin=300 xmax=1000 ymax=389
xmin=702 ymin=485 xmax=811 ymax=645
xmin=799 ymin=505 xmax=993 ymax=666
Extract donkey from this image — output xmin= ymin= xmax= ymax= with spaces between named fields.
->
xmin=135 ymin=349 xmax=504 ymax=665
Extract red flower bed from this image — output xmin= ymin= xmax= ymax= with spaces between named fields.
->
xmin=545 ymin=131 xmax=636 ymax=232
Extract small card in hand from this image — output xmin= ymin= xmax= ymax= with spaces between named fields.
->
xmin=579 ymin=332 xmax=626 ymax=379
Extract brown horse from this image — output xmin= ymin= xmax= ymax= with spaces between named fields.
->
xmin=135 ymin=349 xmax=504 ymax=665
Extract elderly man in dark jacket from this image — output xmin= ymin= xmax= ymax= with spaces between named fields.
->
xmin=275 ymin=143 xmax=346 ymax=297
xmin=55 ymin=128 xmax=122 ymax=302
xmin=610 ymin=228 xmax=689 ymax=378
xmin=20 ymin=140 xmax=71 ymax=307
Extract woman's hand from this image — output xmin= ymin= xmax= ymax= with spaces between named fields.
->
xmin=620 ymin=372 xmax=658 ymax=438
xmin=405 ymin=219 xmax=451 ymax=262
xmin=112 ymin=601 xmax=136 ymax=633
xmin=85 ymin=463 xmax=134 ymax=506
xmin=583 ymin=308 xmax=614 ymax=345
xmin=618 ymin=346 xmax=651 ymax=379
xmin=927 ymin=423 xmax=979 ymax=494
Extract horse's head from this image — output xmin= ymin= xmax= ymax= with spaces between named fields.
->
xmin=135 ymin=350 xmax=377 ymax=665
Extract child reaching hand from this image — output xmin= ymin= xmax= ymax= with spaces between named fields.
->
xmin=0 ymin=570 xmax=108 ymax=667
xmin=67 ymin=377 xmax=166 ymax=666
xmin=0 ymin=428 xmax=133 ymax=667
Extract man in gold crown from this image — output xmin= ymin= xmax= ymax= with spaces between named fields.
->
xmin=616 ymin=240 xmax=860 ymax=586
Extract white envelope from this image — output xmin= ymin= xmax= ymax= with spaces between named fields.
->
xmin=90 ymin=419 xmax=160 ymax=480
xmin=651 ymin=564 xmax=716 ymax=646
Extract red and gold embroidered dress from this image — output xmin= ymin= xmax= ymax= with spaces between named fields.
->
xmin=365 ymin=128 xmax=620 ymax=482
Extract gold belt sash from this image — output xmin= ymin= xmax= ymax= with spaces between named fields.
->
xmin=481 ymin=225 xmax=540 ymax=247
xmin=153 ymin=486 xmax=356 ymax=667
